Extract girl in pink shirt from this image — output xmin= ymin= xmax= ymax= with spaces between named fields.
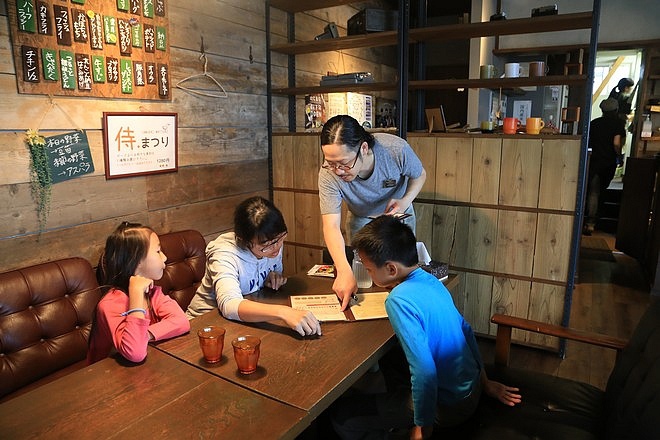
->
xmin=87 ymin=222 xmax=190 ymax=364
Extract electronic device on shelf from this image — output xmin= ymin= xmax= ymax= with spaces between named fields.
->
xmin=531 ymin=4 xmax=558 ymax=17
xmin=320 ymin=72 xmax=374 ymax=86
xmin=490 ymin=12 xmax=507 ymax=21
xmin=315 ymin=22 xmax=339 ymax=40
xmin=347 ymin=9 xmax=398 ymax=35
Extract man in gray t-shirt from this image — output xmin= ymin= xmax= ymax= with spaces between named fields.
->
xmin=319 ymin=132 xmax=424 ymax=237
xmin=318 ymin=115 xmax=426 ymax=310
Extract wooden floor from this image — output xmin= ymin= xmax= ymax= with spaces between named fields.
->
xmin=478 ymin=230 xmax=653 ymax=390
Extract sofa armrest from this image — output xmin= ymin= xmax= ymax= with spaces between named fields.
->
xmin=491 ymin=313 xmax=628 ymax=366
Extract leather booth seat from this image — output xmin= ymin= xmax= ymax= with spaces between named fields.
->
xmin=155 ymin=229 xmax=206 ymax=311
xmin=0 ymin=258 xmax=101 ymax=401
xmin=433 ymin=298 xmax=660 ymax=439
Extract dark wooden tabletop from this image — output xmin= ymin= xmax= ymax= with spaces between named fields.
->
xmin=0 ymin=348 xmax=309 ymax=440
xmin=154 ymin=274 xmax=397 ymax=417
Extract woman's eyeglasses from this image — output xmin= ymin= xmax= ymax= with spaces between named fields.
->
xmin=258 ymin=232 xmax=288 ymax=253
xmin=321 ymin=149 xmax=361 ymax=171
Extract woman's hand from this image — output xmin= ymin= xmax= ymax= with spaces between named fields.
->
xmin=282 ymin=308 xmax=322 ymax=336
xmin=264 ymin=271 xmax=288 ymax=291
xmin=333 ymin=270 xmax=357 ymax=311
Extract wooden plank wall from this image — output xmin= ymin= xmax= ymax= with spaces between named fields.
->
xmin=0 ymin=1 xmax=396 ymax=274
xmin=0 ymin=0 xmax=276 ymax=272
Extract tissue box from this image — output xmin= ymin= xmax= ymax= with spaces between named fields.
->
xmin=420 ymin=261 xmax=449 ymax=281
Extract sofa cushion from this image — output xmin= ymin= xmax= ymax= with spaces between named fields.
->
xmin=432 ymin=364 xmax=604 ymax=440
xmin=604 ymin=298 xmax=660 ymax=440
xmin=0 ymin=258 xmax=101 ymax=399
xmin=154 ymin=229 xmax=206 ymax=311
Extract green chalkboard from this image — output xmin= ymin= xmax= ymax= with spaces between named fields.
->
xmin=44 ymin=131 xmax=95 ymax=184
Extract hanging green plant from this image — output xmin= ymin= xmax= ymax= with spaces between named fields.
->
xmin=25 ymin=129 xmax=52 ymax=232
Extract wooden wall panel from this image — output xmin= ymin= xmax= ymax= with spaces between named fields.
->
xmin=491 ymin=277 xmax=532 ymax=340
xmin=408 ymin=137 xmax=437 ymax=199
xmin=470 ymin=138 xmax=501 ymax=205
xmin=281 ymin=245 xmax=297 ymax=277
xmin=273 ymin=136 xmax=294 ymax=188
xmin=494 ymin=210 xmax=537 ymax=277
xmin=294 ymin=193 xmax=323 ymax=247
xmin=0 ymin=214 xmax=147 ymax=272
xmin=294 ymin=246 xmax=324 ymax=276
xmin=463 ymin=273 xmax=493 ymax=334
xmin=533 ymin=213 xmax=573 ymax=282
xmin=1 ymin=175 xmax=147 ymax=238
xmin=435 ymin=137 xmax=472 ymax=202
xmin=413 ymin=202 xmax=434 ymax=251
xmin=430 ymin=204 xmax=469 ymax=267
xmin=538 ymin=139 xmax=580 ymax=211
xmin=499 ymin=138 xmax=542 ymax=208
xmin=145 ymin=161 xmax=268 ymax=210
xmin=293 ymin=136 xmax=321 ymax=191
xmin=527 ymin=282 xmax=564 ymax=349
xmin=467 ymin=207 xmax=498 ymax=272
xmin=148 ymin=190 xmax=268 ymax=237
xmin=273 ymin=190 xmax=296 ymax=243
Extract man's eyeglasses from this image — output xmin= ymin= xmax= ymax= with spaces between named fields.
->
xmin=321 ymin=149 xmax=361 ymax=171
xmin=258 ymin=232 xmax=287 ymax=253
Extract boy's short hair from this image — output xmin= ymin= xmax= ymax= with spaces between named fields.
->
xmin=351 ymin=216 xmax=418 ymax=267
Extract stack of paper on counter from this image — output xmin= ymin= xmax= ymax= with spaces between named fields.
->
xmin=290 ymin=292 xmax=390 ymax=322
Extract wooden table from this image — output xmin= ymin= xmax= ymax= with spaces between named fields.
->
xmin=0 ymin=348 xmax=309 ymax=440
xmin=154 ymin=274 xmax=397 ymax=418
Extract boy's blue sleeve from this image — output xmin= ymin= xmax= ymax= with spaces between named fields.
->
xmin=461 ymin=318 xmax=484 ymax=370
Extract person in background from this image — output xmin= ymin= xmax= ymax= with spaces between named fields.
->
xmin=583 ymin=98 xmax=627 ymax=236
xmin=87 ymin=222 xmax=190 ymax=364
xmin=186 ymin=196 xmax=321 ymax=337
xmin=318 ymin=115 xmax=426 ymax=310
xmin=608 ymin=77 xmax=635 ymax=123
xmin=332 ymin=216 xmax=521 ymax=440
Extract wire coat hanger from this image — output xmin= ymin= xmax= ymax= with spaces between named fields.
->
xmin=175 ymin=37 xmax=228 ymax=99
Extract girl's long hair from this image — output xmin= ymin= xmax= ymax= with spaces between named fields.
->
xmin=101 ymin=222 xmax=152 ymax=293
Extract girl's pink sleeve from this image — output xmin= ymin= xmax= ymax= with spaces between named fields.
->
xmin=148 ymin=287 xmax=191 ymax=341
xmin=99 ymin=292 xmax=151 ymax=363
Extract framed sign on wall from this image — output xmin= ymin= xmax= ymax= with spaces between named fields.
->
xmin=102 ymin=112 xmax=177 ymax=179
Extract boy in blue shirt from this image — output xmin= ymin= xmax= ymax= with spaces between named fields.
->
xmin=333 ymin=216 xmax=521 ymax=439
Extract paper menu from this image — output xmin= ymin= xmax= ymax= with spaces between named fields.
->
xmin=290 ymin=294 xmax=347 ymax=322
xmin=290 ymin=292 xmax=390 ymax=322
xmin=350 ymin=292 xmax=389 ymax=320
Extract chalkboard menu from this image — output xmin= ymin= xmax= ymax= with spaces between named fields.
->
xmin=8 ymin=0 xmax=170 ymax=100
xmin=44 ymin=131 xmax=95 ymax=183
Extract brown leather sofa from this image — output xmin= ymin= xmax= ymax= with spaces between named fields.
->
xmin=1 ymin=229 xmax=206 ymax=402
xmin=0 ymin=258 xmax=102 ymax=402
xmin=433 ymin=298 xmax=660 ymax=439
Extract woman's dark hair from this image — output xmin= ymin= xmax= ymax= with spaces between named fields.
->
xmin=320 ymin=115 xmax=375 ymax=152
xmin=616 ymin=78 xmax=634 ymax=90
xmin=101 ymin=221 xmax=152 ymax=293
xmin=351 ymin=216 xmax=418 ymax=268
xmin=234 ymin=196 xmax=287 ymax=250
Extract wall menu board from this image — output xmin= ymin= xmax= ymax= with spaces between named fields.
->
xmin=44 ymin=131 xmax=95 ymax=183
xmin=7 ymin=0 xmax=170 ymax=100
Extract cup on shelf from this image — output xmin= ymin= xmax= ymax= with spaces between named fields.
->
xmin=529 ymin=61 xmax=548 ymax=77
xmin=526 ymin=117 xmax=545 ymax=134
xmin=479 ymin=64 xmax=497 ymax=79
xmin=197 ymin=326 xmax=226 ymax=364
xmin=503 ymin=117 xmax=521 ymax=134
xmin=232 ymin=335 xmax=261 ymax=374
xmin=480 ymin=120 xmax=495 ymax=132
xmin=504 ymin=62 xmax=521 ymax=78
